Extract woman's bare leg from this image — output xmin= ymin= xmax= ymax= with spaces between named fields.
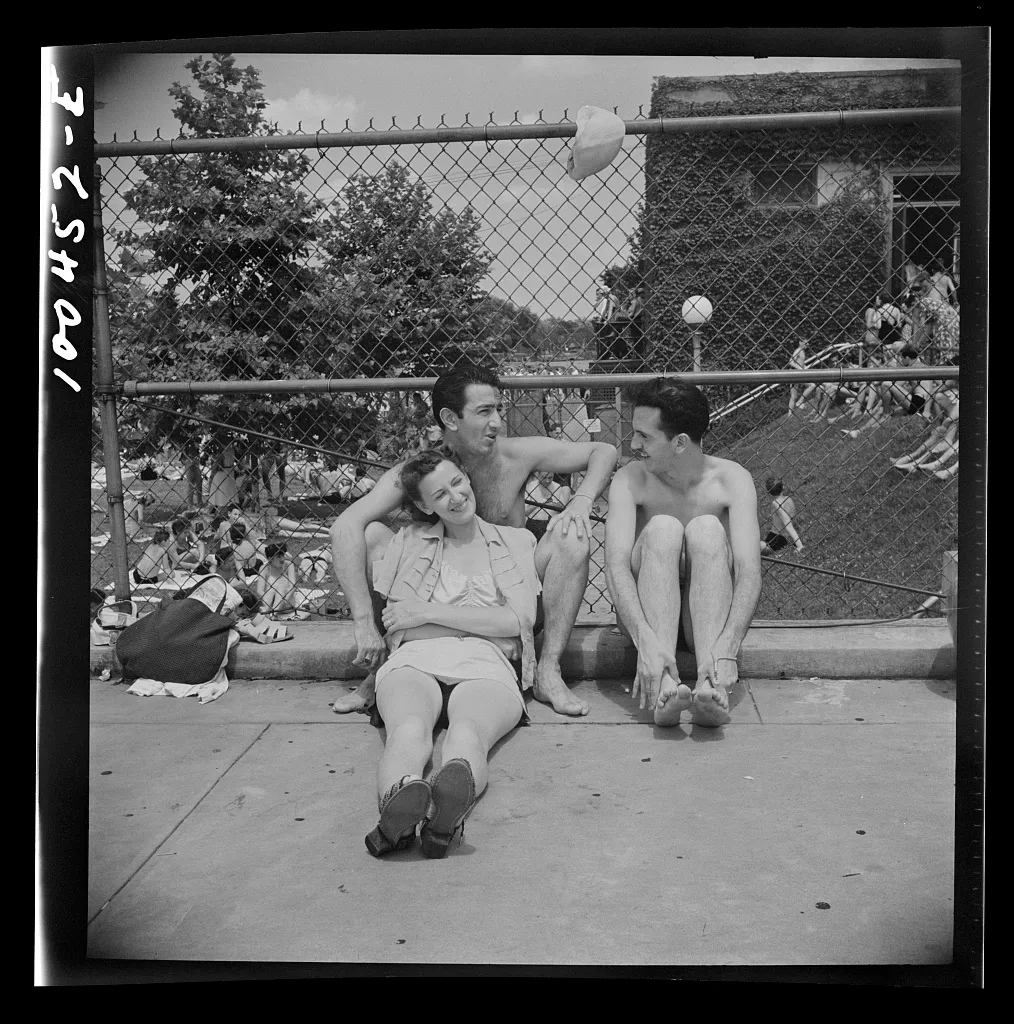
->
xmin=374 ymin=666 xmax=443 ymax=802
xmin=442 ymin=678 xmax=524 ymax=796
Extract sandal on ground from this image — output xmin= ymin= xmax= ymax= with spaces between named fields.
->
xmin=235 ymin=614 xmax=293 ymax=644
xmin=420 ymin=758 xmax=476 ymax=860
xmin=365 ymin=776 xmax=432 ymax=857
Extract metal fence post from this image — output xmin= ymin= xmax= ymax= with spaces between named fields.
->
xmin=92 ymin=163 xmax=132 ymax=602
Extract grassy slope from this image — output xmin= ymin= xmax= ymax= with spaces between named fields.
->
xmin=712 ymin=409 xmax=958 ymax=619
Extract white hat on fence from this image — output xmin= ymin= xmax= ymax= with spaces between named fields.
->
xmin=567 ymin=106 xmax=626 ymax=182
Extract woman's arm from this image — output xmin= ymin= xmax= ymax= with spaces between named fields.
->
xmin=382 ymin=599 xmax=521 ymax=638
xmin=427 ymin=603 xmax=522 ymax=637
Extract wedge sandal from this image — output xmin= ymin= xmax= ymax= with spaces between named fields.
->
xmin=420 ymin=758 xmax=476 ymax=859
xmin=365 ymin=776 xmax=431 ymax=858
xmin=235 ymin=614 xmax=293 ymax=644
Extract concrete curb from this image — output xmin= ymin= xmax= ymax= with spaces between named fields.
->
xmin=91 ymin=619 xmax=955 ymax=681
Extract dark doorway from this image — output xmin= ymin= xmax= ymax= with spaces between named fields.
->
xmin=891 ymin=172 xmax=960 ymax=294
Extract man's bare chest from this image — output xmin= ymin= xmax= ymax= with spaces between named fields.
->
xmin=467 ymin=456 xmax=529 ymax=527
xmin=635 ymin=475 xmax=730 ymax=532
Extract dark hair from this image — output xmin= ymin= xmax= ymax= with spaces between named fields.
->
xmin=898 ymin=345 xmax=919 ymax=359
xmin=153 ymin=529 xmax=170 ymax=544
xmin=170 ymin=518 xmax=188 ymax=536
xmin=229 ymin=524 xmax=247 ymax=543
xmin=237 ymin=590 xmax=260 ymax=613
xmin=265 ymin=541 xmax=288 ymax=560
xmin=624 ymin=377 xmax=710 ymax=443
xmin=399 ymin=449 xmax=465 ymax=524
xmin=210 ymin=515 xmax=226 ymax=529
xmin=765 ymin=477 xmax=784 ymax=496
xmin=431 ymin=364 xmax=502 ymax=427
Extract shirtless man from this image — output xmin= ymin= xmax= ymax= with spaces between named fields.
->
xmin=330 ymin=364 xmax=617 ymax=716
xmin=760 ymin=478 xmax=804 ymax=556
xmin=605 ymin=378 xmax=762 ymax=728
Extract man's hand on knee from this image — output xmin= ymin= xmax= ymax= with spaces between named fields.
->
xmin=543 ymin=518 xmax=592 ymax=562
xmin=545 ymin=495 xmax=594 ymax=543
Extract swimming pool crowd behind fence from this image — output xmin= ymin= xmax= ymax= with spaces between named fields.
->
xmin=92 ymin=102 xmax=961 ymax=622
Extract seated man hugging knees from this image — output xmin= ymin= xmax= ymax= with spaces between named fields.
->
xmin=605 ymin=378 xmax=762 ymax=727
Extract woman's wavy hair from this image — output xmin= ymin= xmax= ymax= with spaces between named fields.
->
xmin=399 ymin=448 xmax=466 ymax=524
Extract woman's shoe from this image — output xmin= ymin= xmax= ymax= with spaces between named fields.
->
xmin=365 ymin=775 xmax=431 ymax=858
xmin=420 ymin=758 xmax=476 ymax=859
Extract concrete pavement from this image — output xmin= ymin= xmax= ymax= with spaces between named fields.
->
xmin=87 ymin=673 xmax=955 ymax=966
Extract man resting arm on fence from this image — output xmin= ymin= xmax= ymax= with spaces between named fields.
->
xmin=330 ymin=364 xmax=617 ymax=718
xmin=605 ymin=378 xmax=762 ymax=727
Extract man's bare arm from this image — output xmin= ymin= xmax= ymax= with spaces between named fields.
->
xmin=603 ymin=469 xmax=652 ymax=647
xmin=715 ymin=466 xmax=763 ymax=658
xmin=511 ymin=436 xmax=617 ymax=502
xmin=510 ymin=436 xmax=617 ymax=536
xmin=329 ymin=465 xmax=406 ymax=622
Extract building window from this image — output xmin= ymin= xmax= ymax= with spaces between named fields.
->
xmin=891 ymin=170 xmax=960 ymax=284
xmin=753 ymin=165 xmax=817 ymax=206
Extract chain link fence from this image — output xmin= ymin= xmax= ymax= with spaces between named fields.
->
xmin=92 ymin=99 xmax=960 ymax=622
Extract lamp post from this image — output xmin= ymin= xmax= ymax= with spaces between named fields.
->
xmin=681 ymin=295 xmax=713 ymax=374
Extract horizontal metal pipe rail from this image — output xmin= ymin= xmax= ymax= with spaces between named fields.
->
xmin=120 ymin=366 xmax=958 ymax=397
xmin=95 ymin=107 xmax=960 ymax=158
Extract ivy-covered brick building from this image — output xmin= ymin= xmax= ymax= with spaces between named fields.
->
xmin=640 ymin=68 xmax=961 ymax=373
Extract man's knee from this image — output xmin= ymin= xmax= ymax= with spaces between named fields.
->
xmin=364 ymin=521 xmax=395 ymax=573
xmin=544 ymin=522 xmax=591 ymax=564
xmin=364 ymin=519 xmax=391 ymax=551
xmin=641 ymin=514 xmax=685 ymax=551
xmin=684 ymin=515 xmax=728 ymax=554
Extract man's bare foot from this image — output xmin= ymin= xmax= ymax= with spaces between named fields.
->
xmin=654 ymin=672 xmax=693 ymax=727
xmin=533 ymin=664 xmax=589 ymax=717
xmin=690 ymin=678 xmax=732 ymax=727
xmin=331 ymin=674 xmax=376 ymax=714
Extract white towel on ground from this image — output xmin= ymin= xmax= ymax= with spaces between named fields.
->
xmin=126 ymin=630 xmax=239 ymax=704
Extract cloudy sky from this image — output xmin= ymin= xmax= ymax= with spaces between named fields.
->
xmin=91 ymin=45 xmax=961 ymax=320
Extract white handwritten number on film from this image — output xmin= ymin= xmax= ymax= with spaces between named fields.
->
xmin=48 ymin=66 xmax=87 ymax=393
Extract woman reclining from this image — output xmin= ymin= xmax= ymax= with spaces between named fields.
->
xmin=363 ymin=449 xmax=539 ymax=860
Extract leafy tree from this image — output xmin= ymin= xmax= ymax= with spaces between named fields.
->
xmin=467 ymin=295 xmax=544 ymax=357
xmin=293 ymin=161 xmax=501 ymax=458
xmin=109 ymin=53 xmax=326 ymax=505
xmin=306 ymin=160 xmax=495 ymax=378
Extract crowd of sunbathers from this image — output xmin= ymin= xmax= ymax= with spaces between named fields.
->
xmin=785 ymin=267 xmax=959 ymax=482
xmin=126 ymin=503 xmax=326 ymax=620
